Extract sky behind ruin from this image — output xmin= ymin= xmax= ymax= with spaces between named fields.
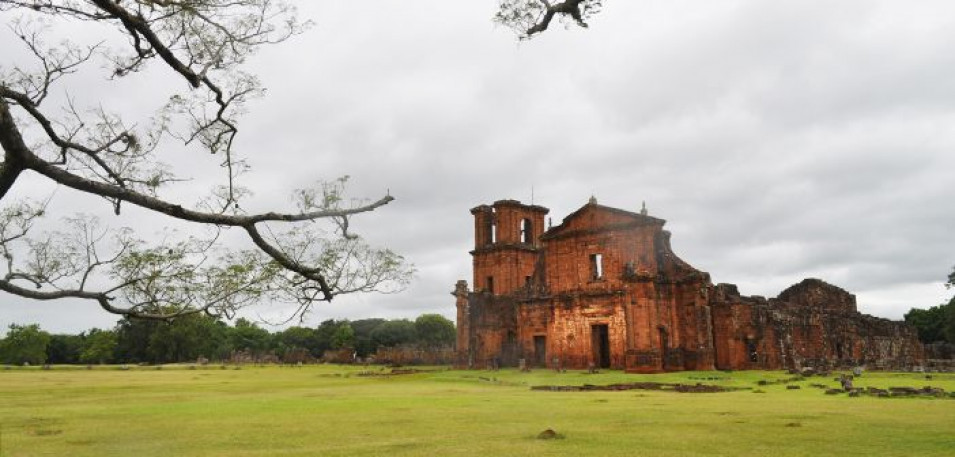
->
xmin=3 ymin=1 xmax=955 ymax=333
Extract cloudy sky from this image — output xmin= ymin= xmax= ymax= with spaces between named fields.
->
xmin=3 ymin=1 xmax=955 ymax=333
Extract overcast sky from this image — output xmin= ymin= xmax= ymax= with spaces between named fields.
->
xmin=3 ymin=1 xmax=955 ymax=334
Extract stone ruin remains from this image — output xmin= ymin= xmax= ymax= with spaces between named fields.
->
xmin=453 ymin=198 xmax=925 ymax=373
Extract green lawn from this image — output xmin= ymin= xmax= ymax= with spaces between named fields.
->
xmin=1 ymin=365 xmax=953 ymax=456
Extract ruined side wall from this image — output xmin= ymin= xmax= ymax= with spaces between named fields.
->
xmin=925 ymin=343 xmax=955 ymax=372
xmin=376 ymin=345 xmax=455 ymax=366
xmin=711 ymin=300 xmax=784 ymax=370
xmin=711 ymin=281 xmax=924 ymax=370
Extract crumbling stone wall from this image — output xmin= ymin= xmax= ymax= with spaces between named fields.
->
xmin=460 ymin=291 xmax=520 ymax=368
xmin=322 ymin=348 xmax=356 ymax=364
xmin=374 ymin=345 xmax=455 ymax=366
xmin=228 ymin=350 xmax=281 ymax=365
xmin=924 ymin=343 xmax=955 ymax=371
xmin=711 ymin=279 xmax=923 ymax=371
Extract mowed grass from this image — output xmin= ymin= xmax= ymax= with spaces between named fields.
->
xmin=1 ymin=366 xmax=953 ymax=456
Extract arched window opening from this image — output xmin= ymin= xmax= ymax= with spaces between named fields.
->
xmin=746 ymin=338 xmax=758 ymax=363
xmin=520 ymin=218 xmax=533 ymax=243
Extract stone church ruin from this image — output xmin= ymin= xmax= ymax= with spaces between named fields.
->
xmin=453 ymin=198 xmax=923 ymax=373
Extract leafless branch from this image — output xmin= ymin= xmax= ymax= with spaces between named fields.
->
xmin=495 ymin=0 xmax=602 ymax=38
xmin=0 ymin=1 xmax=412 ymax=320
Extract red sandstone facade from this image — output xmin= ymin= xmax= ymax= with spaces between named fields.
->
xmin=454 ymin=199 xmax=923 ymax=372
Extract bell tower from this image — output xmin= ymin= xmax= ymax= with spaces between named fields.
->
xmin=470 ymin=199 xmax=548 ymax=295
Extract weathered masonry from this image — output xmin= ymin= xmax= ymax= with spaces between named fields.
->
xmin=453 ymin=198 xmax=923 ymax=373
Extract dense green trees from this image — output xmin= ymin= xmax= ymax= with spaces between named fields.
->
xmin=46 ymin=334 xmax=84 ymax=364
xmin=147 ymin=316 xmax=231 ymax=363
xmin=2 ymin=313 xmax=456 ymax=365
xmin=331 ymin=322 xmax=356 ymax=349
xmin=114 ymin=313 xmax=230 ymax=364
xmin=79 ymin=329 xmax=118 ymax=365
xmin=414 ymin=314 xmax=456 ymax=348
xmin=904 ymin=266 xmax=955 ymax=344
xmin=275 ymin=326 xmax=321 ymax=359
xmin=229 ymin=319 xmax=273 ymax=356
xmin=351 ymin=319 xmax=387 ymax=358
xmin=371 ymin=320 xmax=418 ymax=348
xmin=0 ymin=324 xmax=51 ymax=365
xmin=904 ymin=303 xmax=953 ymax=344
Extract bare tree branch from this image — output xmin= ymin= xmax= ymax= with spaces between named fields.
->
xmin=495 ymin=0 xmax=602 ymax=38
xmin=0 ymin=1 xmax=412 ymax=320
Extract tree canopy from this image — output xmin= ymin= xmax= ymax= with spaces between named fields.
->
xmin=79 ymin=328 xmax=117 ymax=364
xmin=370 ymin=319 xmax=418 ymax=349
xmin=0 ymin=323 xmax=50 ymax=364
xmin=414 ymin=314 xmax=455 ymax=348
xmin=0 ymin=1 xmax=597 ymax=321
xmin=904 ymin=266 xmax=955 ymax=345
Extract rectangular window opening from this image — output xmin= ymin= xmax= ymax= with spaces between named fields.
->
xmin=590 ymin=253 xmax=604 ymax=280
xmin=486 ymin=276 xmax=495 ymax=294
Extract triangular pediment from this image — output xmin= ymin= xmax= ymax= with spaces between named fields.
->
xmin=541 ymin=201 xmax=664 ymax=240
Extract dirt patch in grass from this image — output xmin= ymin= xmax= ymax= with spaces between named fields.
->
xmin=355 ymin=368 xmax=438 ymax=377
xmin=536 ymin=429 xmax=565 ymax=440
xmin=530 ymin=382 xmax=744 ymax=393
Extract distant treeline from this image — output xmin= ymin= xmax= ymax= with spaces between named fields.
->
xmin=904 ymin=298 xmax=955 ymax=346
xmin=0 ymin=314 xmax=455 ymax=366
xmin=903 ymin=267 xmax=955 ymax=346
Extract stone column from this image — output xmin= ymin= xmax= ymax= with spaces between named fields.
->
xmin=453 ymin=280 xmax=471 ymax=368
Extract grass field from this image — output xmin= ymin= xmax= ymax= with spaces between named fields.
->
xmin=1 ymin=365 xmax=953 ymax=456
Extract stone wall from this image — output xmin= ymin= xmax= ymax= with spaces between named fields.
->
xmin=374 ymin=345 xmax=455 ymax=366
xmin=924 ymin=342 xmax=955 ymax=372
xmin=711 ymin=280 xmax=923 ymax=371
